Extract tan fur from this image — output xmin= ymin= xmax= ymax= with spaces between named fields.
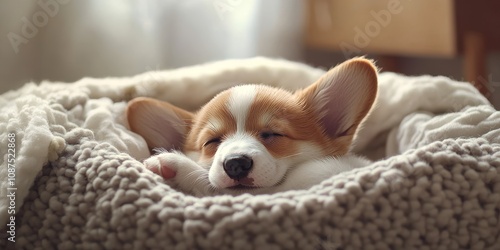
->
xmin=127 ymin=97 xmax=193 ymax=150
xmin=127 ymin=57 xmax=378 ymax=194
xmin=184 ymin=91 xmax=235 ymax=161
xmin=128 ymin=57 xmax=377 ymax=164
xmin=246 ymin=86 xmax=322 ymax=158
xmin=295 ymin=58 xmax=378 ymax=155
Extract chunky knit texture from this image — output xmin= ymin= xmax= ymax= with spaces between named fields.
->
xmin=1 ymin=57 xmax=499 ymax=249
xmin=7 ymin=136 xmax=500 ymax=249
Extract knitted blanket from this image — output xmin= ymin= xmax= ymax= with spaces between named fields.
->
xmin=1 ymin=57 xmax=499 ymax=249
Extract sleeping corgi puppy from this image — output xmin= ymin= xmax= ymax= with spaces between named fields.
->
xmin=127 ymin=58 xmax=378 ymax=196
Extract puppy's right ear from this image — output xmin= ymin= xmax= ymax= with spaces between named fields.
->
xmin=127 ymin=97 xmax=193 ymax=151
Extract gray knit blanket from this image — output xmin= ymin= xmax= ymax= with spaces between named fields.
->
xmin=1 ymin=57 xmax=499 ymax=249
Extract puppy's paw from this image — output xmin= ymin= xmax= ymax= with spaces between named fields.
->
xmin=143 ymin=151 xmax=212 ymax=196
xmin=144 ymin=151 xmax=187 ymax=180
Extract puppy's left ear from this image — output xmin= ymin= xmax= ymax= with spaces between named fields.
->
xmin=127 ymin=97 xmax=194 ymax=152
xmin=296 ymin=57 xmax=378 ymax=140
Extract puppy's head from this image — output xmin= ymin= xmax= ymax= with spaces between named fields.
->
xmin=127 ymin=58 xmax=378 ymax=192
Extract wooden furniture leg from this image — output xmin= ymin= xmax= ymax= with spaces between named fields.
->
xmin=463 ymin=32 xmax=489 ymax=97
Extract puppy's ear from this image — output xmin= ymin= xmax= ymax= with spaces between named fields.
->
xmin=296 ymin=57 xmax=378 ymax=140
xmin=127 ymin=97 xmax=193 ymax=151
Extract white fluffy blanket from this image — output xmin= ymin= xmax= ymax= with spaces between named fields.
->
xmin=1 ymin=57 xmax=499 ymax=249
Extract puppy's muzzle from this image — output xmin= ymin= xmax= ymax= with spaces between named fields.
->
xmin=223 ymin=154 xmax=253 ymax=180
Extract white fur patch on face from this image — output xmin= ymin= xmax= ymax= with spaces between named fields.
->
xmin=208 ymin=132 xmax=286 ymax=189
xmin=227 ymin=85 xmax=257 ymax=132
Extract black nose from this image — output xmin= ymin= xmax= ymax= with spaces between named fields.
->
xmin=223 ymin=155 xmax=253 ymax=180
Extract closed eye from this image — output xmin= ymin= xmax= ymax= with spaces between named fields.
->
xmin=203 ymin=137 xmax=221 ymax=147
xmin=259 ymin=131 xmax=283 ymax=141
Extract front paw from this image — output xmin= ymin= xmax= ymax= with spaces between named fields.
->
xmin=143 ymin=151 xmax=212 ymax=196
xmin=143 ymin=151 xmax=184 ymax=180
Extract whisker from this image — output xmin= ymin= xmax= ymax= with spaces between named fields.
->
xmin=195 ymin=172 xmax=210 ymax=185
xmin=195 ymin=172 xmax=218 ymax=195
xmin=189 ymin=169 xmax=218 ymax=195
xmin=206 ymin=183 xmax=218 ymax=195
xmin=185 ymin=169 xmax=208 ymax=182
xmin=185 ymin=169 xmax=212 ymax=192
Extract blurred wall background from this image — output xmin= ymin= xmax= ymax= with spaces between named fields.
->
xmin=0 ymin=0 xmax=304 ymax=91
xmin=1 ymin=0 xmax=499 ymax=108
